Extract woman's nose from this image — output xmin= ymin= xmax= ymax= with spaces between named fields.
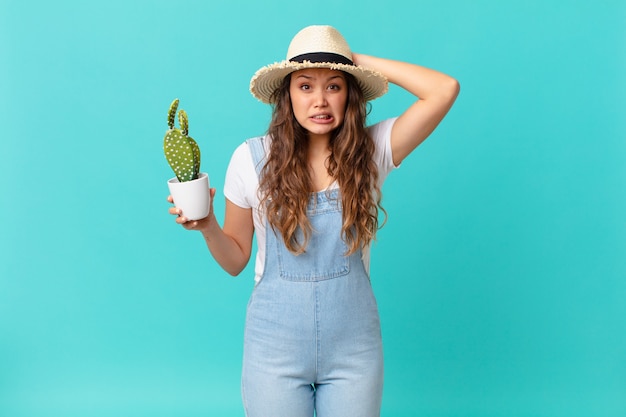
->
xmin=313 ymin=90 xmax=328 ymax=107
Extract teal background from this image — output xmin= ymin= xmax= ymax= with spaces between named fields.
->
xmin=1 ymin=0 xmax=624 ymax=416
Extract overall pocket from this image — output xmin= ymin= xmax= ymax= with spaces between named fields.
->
xmin=276 ymin=200 xmax=350 ymax=282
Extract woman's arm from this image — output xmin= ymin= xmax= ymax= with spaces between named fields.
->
xmin=353 ymin=53 xmax=460 ymax=166
xmin=168 ymin=190 xmax=254 ymax=276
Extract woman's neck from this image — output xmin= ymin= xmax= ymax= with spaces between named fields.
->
xmin=307 ymin=135 xmax=330 ymax=156
xmin=307 ymin=133 xmax=333 ymax=191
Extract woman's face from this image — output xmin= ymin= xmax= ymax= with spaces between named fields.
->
xmin=289 ymin=68 xmax=348 ymax=140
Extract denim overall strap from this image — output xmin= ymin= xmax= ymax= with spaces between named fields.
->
xmin=246 ymin=136 xmax=266 ymax=178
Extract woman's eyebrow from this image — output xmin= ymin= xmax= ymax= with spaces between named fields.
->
xmin=294 ymin=74 xmax=345 ymax=81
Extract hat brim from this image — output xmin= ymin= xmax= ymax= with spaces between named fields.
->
xmin=250 ymin=60 xmax=388 ymax=104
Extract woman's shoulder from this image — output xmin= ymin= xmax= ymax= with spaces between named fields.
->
xmin=225 ymin=136 xmax=267 ymax=208
xmin=231 ymin=134 xmax=271 ymax=159
xmin=366 ymin=117 xmax=398 ymax=139
xmin=240 ymin=134 xmax=273 ymax=152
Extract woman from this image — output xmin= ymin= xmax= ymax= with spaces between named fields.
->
xmin=169 ymin=25 xmax=459 ymax=417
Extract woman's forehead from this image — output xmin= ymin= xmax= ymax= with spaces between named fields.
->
xmin=291 ymin=68 xmax=346 ymax=80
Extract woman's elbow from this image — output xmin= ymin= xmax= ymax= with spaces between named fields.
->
xmin=224 ymin=262 xmax=247 ymax=277
xmin=446 ymin=77 xmax=460 ymax=101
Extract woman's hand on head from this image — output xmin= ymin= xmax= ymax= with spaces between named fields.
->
xmin=351 ymin=53 xmax=459 ymax=165
xmin=167 ymin=188 xmax=217 ymax=232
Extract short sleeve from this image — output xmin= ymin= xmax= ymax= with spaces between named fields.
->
xmin=368 ymin=117 xmax=399 ymax=186
xmin=224 ymin=142 xmax=258 ymax=209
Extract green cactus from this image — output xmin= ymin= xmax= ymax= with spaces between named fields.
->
xmin=163 ymin=98 xmax=201 ymax=182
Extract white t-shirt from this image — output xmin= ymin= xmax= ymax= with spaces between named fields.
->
xmin=224 ymin=117 xmax=398 ymax=282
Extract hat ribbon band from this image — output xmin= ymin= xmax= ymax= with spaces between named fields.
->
xmin=289 ymin=52 xmax=353 ymax=66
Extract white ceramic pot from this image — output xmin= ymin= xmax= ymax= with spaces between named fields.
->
xmin=167 ymin=172 xmax=210 ymax=220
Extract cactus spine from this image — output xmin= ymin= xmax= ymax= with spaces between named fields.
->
xmin=163 ymin=99 xmax=201 ymax=182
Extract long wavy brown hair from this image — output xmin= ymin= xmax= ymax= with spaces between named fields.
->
xmin=259 ymin=71 xmax=385 ymax=255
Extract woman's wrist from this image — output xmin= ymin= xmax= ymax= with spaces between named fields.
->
xmin=198 ymin=212 xmax=220 ymax=237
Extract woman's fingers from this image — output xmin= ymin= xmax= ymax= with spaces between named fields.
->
xmin=182 ymin=220 xmax=199 ymax=230
xmin=167 ymin=189 xmax=213 ymax=230
xmin=167 ymin=198 xmax=186 ymax=222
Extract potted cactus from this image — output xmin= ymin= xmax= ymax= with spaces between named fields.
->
xmin=164 ymin=98 xmax=210 ymax=220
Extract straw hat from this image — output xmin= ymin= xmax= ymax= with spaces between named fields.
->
xmin=250 ymin=25 xmax=388 ymax=104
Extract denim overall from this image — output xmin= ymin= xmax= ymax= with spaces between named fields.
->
xmin=241 ymin=137 xmax=383 ymax=417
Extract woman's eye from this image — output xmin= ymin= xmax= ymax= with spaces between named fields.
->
xmin=328 ymin=84 xmax=341 ymax=91
xmin=300 ymin=84 xmax=310 ymax=90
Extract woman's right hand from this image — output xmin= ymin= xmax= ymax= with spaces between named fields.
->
xmin=167 ymin=188 xmax=217 ymax=233
xmin=167 ymin=189 xmax=254 ymax=276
